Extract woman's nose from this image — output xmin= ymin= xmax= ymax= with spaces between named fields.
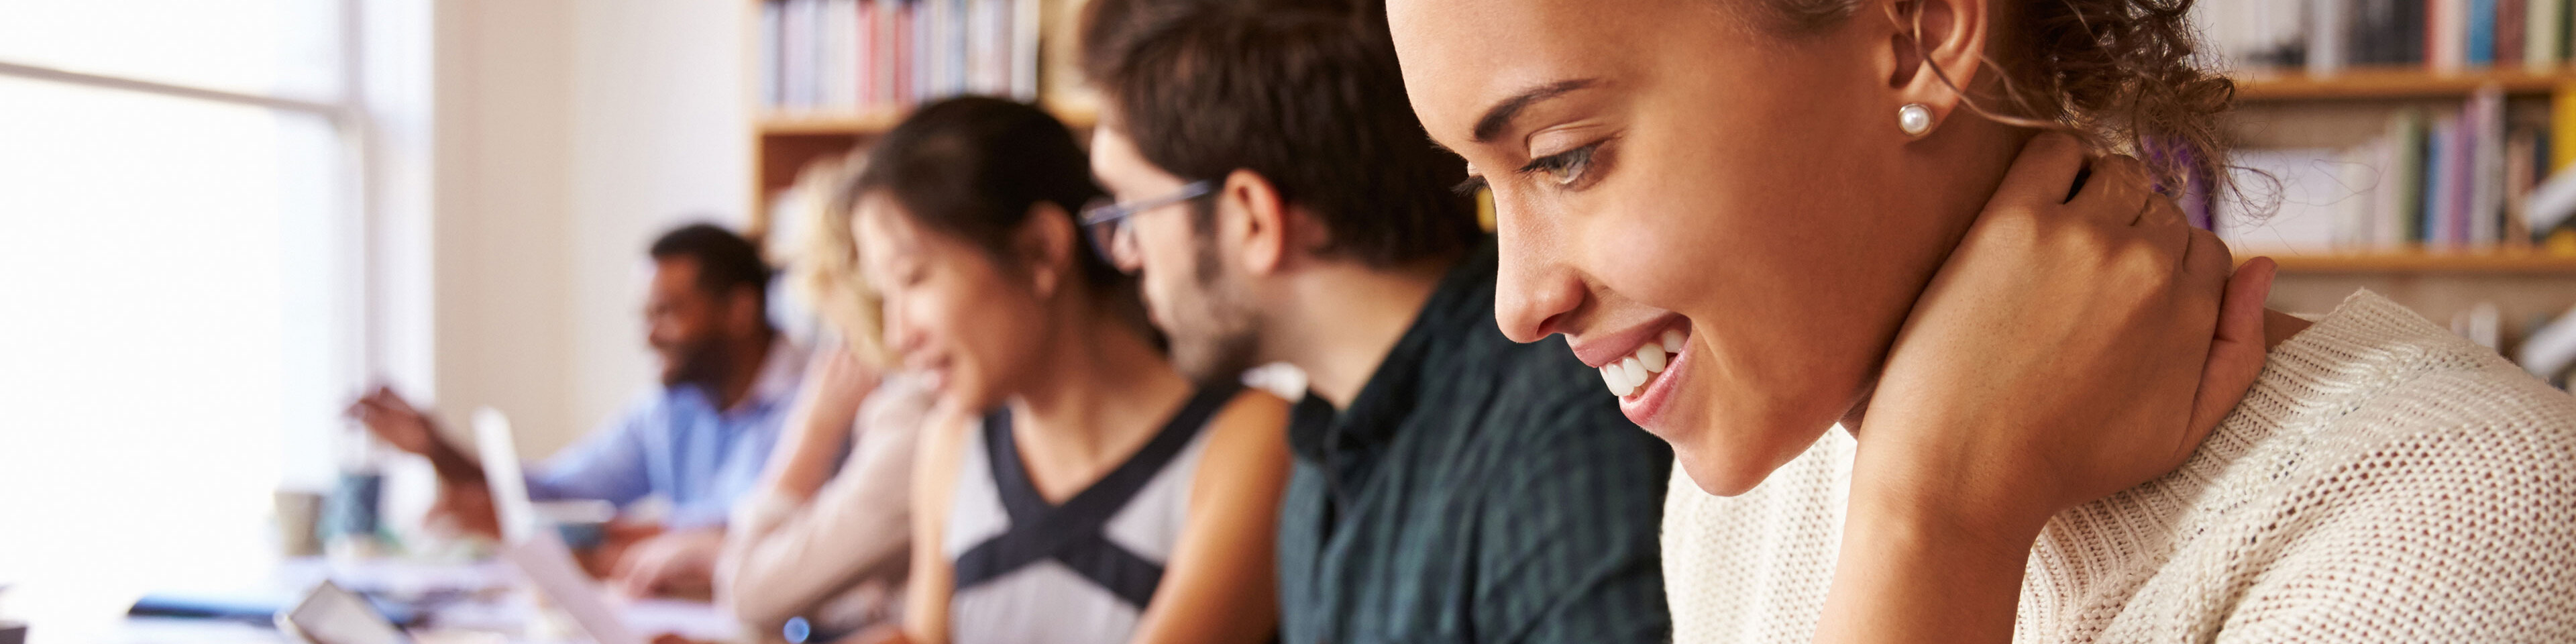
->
xmin=1493 ymin=218 xmax=1587 ymax=344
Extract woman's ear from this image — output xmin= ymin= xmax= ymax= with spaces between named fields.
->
xmin=1881 ymin=0 xmax=1990 ymax=136
xmin=1012 ymin=201 xmax=1080 ymax=299
xmin=1218 ymin=168 xmax=1296 ymax=276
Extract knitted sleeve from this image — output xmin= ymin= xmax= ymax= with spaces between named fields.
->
xmin=2204 ymin=372 xmax=2576 ymax=643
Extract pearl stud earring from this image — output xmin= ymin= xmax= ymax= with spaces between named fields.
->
xmin=1898 ymin=103 xmax=1933 ymax=136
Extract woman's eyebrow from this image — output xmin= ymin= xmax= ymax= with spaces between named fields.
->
xmin=1470 ymin=78 xmax=1599 ymax=144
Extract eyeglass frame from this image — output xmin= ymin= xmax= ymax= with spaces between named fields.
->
xmin=1079 ymin=180 xmax=1216 ymax=268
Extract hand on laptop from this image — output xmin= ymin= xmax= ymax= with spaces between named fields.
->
xmin=612 ymin=527 xmax=725 ymax=599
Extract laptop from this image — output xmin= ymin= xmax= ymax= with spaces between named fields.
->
xmin=472 ymin=409 xmax=647 ymax=644
xmin=276 ymin=581 xmax=411 ymax=644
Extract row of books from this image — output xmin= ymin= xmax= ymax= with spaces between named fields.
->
xmin=2429 ymin=298 xmax=2576 ymax=388
xmin=757 ymin=0 xmax=1041 ymax=113
xmin=2198 ymin=0 xmax=2575 ymax=74
xmin=2215 ymin=87 xmax=2576 ymax=252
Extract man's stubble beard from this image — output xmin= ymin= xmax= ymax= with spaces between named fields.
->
xmin=1166 ymin=231 xmax=1265 ymax=387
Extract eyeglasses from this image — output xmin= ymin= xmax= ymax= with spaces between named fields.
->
xmin=1080 ymin=180 xmax=1215 ymax=271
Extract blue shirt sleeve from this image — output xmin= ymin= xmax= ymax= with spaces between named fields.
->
xmin=525 ymin=398 xmax=659 ymax=506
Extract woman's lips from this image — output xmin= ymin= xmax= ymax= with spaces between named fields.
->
xmin=1613 ymin=327 xmax=1690 ymax=430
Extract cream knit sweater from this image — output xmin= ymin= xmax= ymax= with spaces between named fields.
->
xmin=1663 ymin=290 xmax=2576 ymax=643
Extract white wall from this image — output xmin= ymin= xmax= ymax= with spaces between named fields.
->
xmin=431 ymin=0 xmax=749 ymax=457
xmin=566 ymin=0 xmax=755 ymax=451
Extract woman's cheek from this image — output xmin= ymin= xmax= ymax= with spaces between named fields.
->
xmin=1584 ymin=191 xmax=1720 ymax=312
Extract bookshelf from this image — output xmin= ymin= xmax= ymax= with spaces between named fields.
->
xmin=2217 ymin=59 xmax=2576 ymax=373
xmin=2233 ymin=66 xmax=2576 ymax=101
xmin=2247 ymin=248 xmax=2576 ymax=272
xmin=745 ymin=0 xmax=1099 ymax=241
xmin=2220 ymin=66 xmax=2576 ymax=276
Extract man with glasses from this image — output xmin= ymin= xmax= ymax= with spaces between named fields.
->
xmin=1080 ymin=3 xmax=1673 ymax=643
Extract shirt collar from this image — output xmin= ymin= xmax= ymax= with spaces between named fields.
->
xmin=1290 ymin=239 xmax=1500 ymax=454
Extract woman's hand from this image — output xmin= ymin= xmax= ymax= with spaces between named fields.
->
xmin=1814 ymin=133 xmax=2277 ymax=644
xmin=761 ymin=343 xmax=884 ymax=500
xmin=1858 ymin=132 xmax=2275 ymax=534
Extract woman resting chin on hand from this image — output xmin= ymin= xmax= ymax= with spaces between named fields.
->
xmin=1389 ymin=0 xmax=2576 ymax=641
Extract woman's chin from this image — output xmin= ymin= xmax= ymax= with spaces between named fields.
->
xmin=1667 ymin=417 xmax=1837 ymax=498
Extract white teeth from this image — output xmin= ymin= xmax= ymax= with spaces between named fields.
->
xmin=1603 ymin=330 xmax=1689 ymax=399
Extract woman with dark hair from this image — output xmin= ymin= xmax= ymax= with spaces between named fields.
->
xmin=1387 ymin=0 xmax=2576 ymax=641
xmin=845 ymin=97 xmax=1289 ymax=644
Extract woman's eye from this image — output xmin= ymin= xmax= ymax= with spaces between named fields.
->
xmin=1519 ymin=142 xmax=1601 ymax=188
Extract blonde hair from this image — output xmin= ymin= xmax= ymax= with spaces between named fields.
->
xmin=786 ymin=154 xmax=890 ymax=366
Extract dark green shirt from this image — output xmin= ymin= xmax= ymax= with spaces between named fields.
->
xmin=1278 ymin=241 xmax=1674 ymax=644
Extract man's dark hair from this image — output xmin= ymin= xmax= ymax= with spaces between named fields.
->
xmin=650 ymin=223 xmax=774 ymax=309
xmin=1083 ymin=0 xmax=1478 ymax=268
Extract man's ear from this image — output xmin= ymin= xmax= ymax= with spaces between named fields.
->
xmin=1011 ymin=201 xmax=1081 ymax=299
xmin=1881 ymin=0 xmax=1990 ymax=136
xmin=1216 ymin=168 xmax=1297 ymax=276
xmin=727 ymin=284 xmax=767 ymax=335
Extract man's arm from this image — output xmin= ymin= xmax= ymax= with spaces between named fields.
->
xmin=347 ymin=386 xmax=484 ymax=484
xmin=528 ymin=402 xmax=659 ymax=506
xmin=1477 ymin=388 xmax=1674 ymax=644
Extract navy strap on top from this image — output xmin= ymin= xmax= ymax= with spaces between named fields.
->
xmin=950 ymin=381 xmax=1245 ymax=609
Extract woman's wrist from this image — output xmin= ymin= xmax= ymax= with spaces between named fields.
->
xmin=1817 ymin=485 xmax=2040 ymax=644
xmin=1845 ymin=433 xmax=2059 ymax=549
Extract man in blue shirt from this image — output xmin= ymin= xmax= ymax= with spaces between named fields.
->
xmin=349 ymin=223 xmax=802 ymax=596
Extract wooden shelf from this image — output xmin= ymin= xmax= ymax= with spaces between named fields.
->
xmin=2232 ymin=66 xmax=2576 ymax=101
xmin=758 ymin=111 xmax=906 ymax=136
xmin=2242 ymin=249 xmax=2576 ymax=273
xmin=757 ymin=101 xmax=1099 ymax=137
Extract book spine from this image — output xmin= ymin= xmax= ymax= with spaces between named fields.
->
xmin=857 ymin=0 xmax=875 ymax=111
xmin=2312 ymin=0 xmax=2349 ymax=74
xmin=900 ymin=0 xmax=918 ymax=107
xmin=2508 ymin=128 xmax=2539 ymax=246
xmin=2529 ymin=0 xmax=2559 ymax=67
xmin=2391 ymin=109 xmax=2430 ymax=248
xmin=760 ymin=1 xmax=782 ymax=109
xmin=2504 ymin=0 xmax=2530 ymax=64
xmin=2424 ymin=118 xmax=2450 ymax=244
xmin=2449 ymin=112 xmax=2476 ymax=246
xmin=1012 ymin=0 xmax=1040 ymax=101
xmin=2470 ymin=88 xmax=2506 ymax=246
xmin=2471 ymin=0 xmax=2499 ymax=66
xmin=2403 ymin=0 xmax=2431 ymax=64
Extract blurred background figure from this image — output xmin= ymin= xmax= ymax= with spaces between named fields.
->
xmin=715 ymin=152 xmax=937 ymax=643
xmin=849 ymin=96 xmax=1292 ymax=644
xmin=347 ymin=223 xmax=802 ymax=598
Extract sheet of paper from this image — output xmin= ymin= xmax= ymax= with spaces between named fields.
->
xmin=500 ymin=531 xmax=643 ymax=644
xmin=471 ymin=409 xmax=539 ymax=545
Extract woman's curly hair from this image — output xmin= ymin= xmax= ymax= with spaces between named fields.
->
xmin=1758 ymin=0 xmax=2236 ymax=198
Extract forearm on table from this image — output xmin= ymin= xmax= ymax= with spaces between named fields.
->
xmin=731 ymin=499 xmax=904 ymax=615
xmin=421 ymin=436 xmax=486 ymax=484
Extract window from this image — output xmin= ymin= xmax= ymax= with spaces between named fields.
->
xmin=0 ymin=1 xmax=414 ymax=636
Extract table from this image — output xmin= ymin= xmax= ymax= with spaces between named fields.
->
xmin=15 ymin=558 xmax=740 ymax=644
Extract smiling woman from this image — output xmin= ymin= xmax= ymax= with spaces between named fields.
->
xmin=1387 ymin=0 xmax=2576 ymax=642
xmin=838 ymin=97 xmax=1293 ymax=644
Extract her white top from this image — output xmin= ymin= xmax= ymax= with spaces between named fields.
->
xmin=1662 ymin=290 xmax=2576 ymax=643
xmin=718 ymin=375 xmax=935 ymax=637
